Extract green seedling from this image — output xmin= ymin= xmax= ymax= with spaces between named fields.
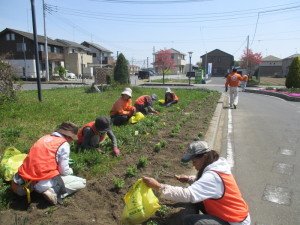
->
xmin=126 ymin=165 xmax=137 ymax=177
xmin=163 ymin=162 xmax=171 ymax=168
xmin=159 ymin=139 xmax=167 ymax=148
xmin=113 ymin=177 xmax=125 ymax=189
xmin=137 ymin=156 xmax=148 ymax=168
xmin=154 ymin=143 xmax=161 ymax=152
xmin=155 ymin=205 xmax=169 ymax=218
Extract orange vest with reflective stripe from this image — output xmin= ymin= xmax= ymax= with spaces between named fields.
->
xmin=77 ymin=121 xmax=105 ymax=144
xmin=203 ymin=171 xmax=249 ymax=222
xmin=18 ymin=135 xmax=67 ymax=181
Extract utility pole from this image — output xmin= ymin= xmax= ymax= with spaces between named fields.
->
xmin=30 ymin=0 xmax=42 ymax=101
xmin=246 ymin=35 xmax=250 ymax=77
xmin=147 ymin=57 xmax=149 ymax=69
xmin=43 ymin=0 xmax=49 ymax=82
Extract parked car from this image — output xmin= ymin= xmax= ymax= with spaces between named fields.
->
xmin=66 ymin=70 xmax=76 ymax=79
xmin=138 ymin=71 xmax=150 ymax=79
xmin=186 ymin=71 xmax=196 ymax=77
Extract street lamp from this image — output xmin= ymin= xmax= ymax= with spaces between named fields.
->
xmin=188 ymin=51 xmax=193 ymax=85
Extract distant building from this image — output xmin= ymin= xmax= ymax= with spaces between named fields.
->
xmin=56 ymin=39 xmax=93 ymax=77
xmin=129 ymin=64 xmax=140 ymax=75
xmin=154 ymin=48 xmax=186 ymax=74
xmin=81 ymin=41 xmax=114 ymax=68
xmin=258 ymin=55 xmax=282 ymax=77
xmin=200 ymin=49 xmax=234 ymax=77
xmin=0 ymin=28 xmax=64 ymax=79
xmin=282 ymin=54 xmax=300 ymax=77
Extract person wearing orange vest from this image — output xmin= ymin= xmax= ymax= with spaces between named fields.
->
xmin=15 ymin=122 xmax=86 ymax=205
xmin=225 ymin=68 xmax=245 ymax=109
xmin=77 ymin=116 xmax=120 ymax=155
xmin=110 ymin=87 xmax=136 ymax=126
xmin=134 ymin=94 xmax=159 ymax=115
xmin=241 ymin=74 xmax=249 ymax=92
xmin=143 ymin=141 xmax=250 ymax=225
xmin=165 ymin=87 xmax=179 ymax=107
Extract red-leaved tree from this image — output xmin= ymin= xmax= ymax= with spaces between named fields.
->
xmin=154 ymin=49 xmax=175 ymax=84
xmin=240 ymin=48 xmax=262 ymax=78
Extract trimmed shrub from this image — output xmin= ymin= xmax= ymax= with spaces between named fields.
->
xmin=114 ymin=53 xmax=130 ymax=84
xmin=286 ymin=57 xmax=300 ymax=88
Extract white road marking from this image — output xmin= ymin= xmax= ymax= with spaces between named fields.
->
xmin=227 ymin=107 xmax=234 ymax=168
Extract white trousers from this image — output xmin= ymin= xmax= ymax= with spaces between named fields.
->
xmin=229 ymin=86 xmax=239 ymax=105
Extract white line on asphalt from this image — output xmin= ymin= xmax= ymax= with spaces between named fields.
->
xmin=227 ymin=107 xmax=234 ymax=168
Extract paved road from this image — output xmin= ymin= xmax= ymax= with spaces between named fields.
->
xmin=208 ymin=77 xmax=300 ymax=225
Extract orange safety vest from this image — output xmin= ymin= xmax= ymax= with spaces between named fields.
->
xmin=18 ymin=135 xmax=67 ymax=181
xmin=165 ymin=92 xmax=179 ymax=103
xmin=77 ymin=121 xmax=105 ymax=144
xmin=225 ymin=72 xmax=244 ymax=87
xmin=134 ymin=95 xmax=152 ymax=106
xmin=110 ymin=97 xmax=133 ymax=116
xmin=203 ymin=171 xmax=249 ymax=222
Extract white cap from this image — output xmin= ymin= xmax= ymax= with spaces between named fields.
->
xmin=121 ymin=88 xmax=132 ymax=97
xmin=165 ymin=87 xmax=171 ymax=93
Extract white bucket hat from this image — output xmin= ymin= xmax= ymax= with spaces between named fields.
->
xmin=165 ymin=87 xmax=171 ymax=93
xmin=121 ymin=88 xmax=132 ymax=97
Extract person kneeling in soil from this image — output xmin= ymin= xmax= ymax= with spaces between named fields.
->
xmin=134 ymin=94 xmax=159 ymax=115
xmin=165 ymin=87 xmax=179 ymax=107
xmin=12 ymin=122 xmax=86 ymax=205
xmin=77 ymin=116 xmax=120 ymax=156
xmin=110 ymin=87 xmax=136 ymax=126
xmin=143 ymin=141 xmax=251 ymax=225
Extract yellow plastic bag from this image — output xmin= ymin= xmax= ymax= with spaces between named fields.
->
xmin=129 ymin=112 xmax=145 ymax=124
xmin=158 ymin=99 xmax=165 ymax=104
xmin=121 ymin=179 xmax=161 ymax=225
xmin=0 ymin=147 xmax=27 ymax=181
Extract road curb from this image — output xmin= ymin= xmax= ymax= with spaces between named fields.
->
xmin=205 ymin=93 xmax=226 ymax=150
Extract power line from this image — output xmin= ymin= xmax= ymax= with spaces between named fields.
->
xmin=88 ymin=0 xmax=210 ymax=4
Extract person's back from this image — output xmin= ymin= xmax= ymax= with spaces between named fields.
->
xmin=225 ymin=72 xmax=243 ymax=87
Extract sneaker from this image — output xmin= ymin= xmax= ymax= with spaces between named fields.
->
xmin=233 ymin=104 xmax=237 ymax=109
xmin=43 ymin=188 xmax=57 ymax=205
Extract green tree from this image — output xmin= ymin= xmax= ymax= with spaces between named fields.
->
xmin=54 ymin=66 xmax=66 ymax=78
xmin=286 ymin=57 xmax=300 ymax=88
xmin=114 ymin=53 xmax=130 ymax=84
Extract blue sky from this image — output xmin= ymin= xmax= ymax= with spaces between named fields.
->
xmin=1 ymin=0 xmax=300 ymax=67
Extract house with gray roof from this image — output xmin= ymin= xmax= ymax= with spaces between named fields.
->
xmin=56 ymin=39 xmax=93 ymax=77
xmin=258 ymin=55 xmax=282 ymax=77
xmin=0 ymin=28 xmax=64 ymax=79
xmin=282 ymin=54 xmax=300 ymax=77
xmin=81 ymin=41 xmax=114 ymax=68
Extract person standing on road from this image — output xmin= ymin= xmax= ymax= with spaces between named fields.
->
xmin=165 ymin=87 xmax=179 ymax=107
xmin=241 ymin=74 xmax=249 ymax=92
xmin=134 ymin=94 xmax=159 ymax=115
xmin=143 ymin=141 xmax=250 ymax=225
xmin=77 ymin=116 xmax=120 ymax=156
xmin=110 ymin=88 xmax=136 ymax=126
xmin=13 ymin=122 xmax=86 ymax=205
xmin=225 ymin=68 xmax=245 ymax=109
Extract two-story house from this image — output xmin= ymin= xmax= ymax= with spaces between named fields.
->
xmin=56 ymin=39 xmax=93 ymax=77
xmin=258 ymin=55 xmax=282 ymax=77
xmin=201 ymin=49 xmax=234 ymax=77
xmin=0 ymin=28 xmax=64 ymax=79
xmin=154 ymin=48 xmax=186 ymax=74
xmin=81 ymin=41 xmax=114 ymax=68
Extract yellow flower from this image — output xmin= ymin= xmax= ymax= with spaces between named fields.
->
xmin=134 ymin=131 xmax=139 ymax=136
